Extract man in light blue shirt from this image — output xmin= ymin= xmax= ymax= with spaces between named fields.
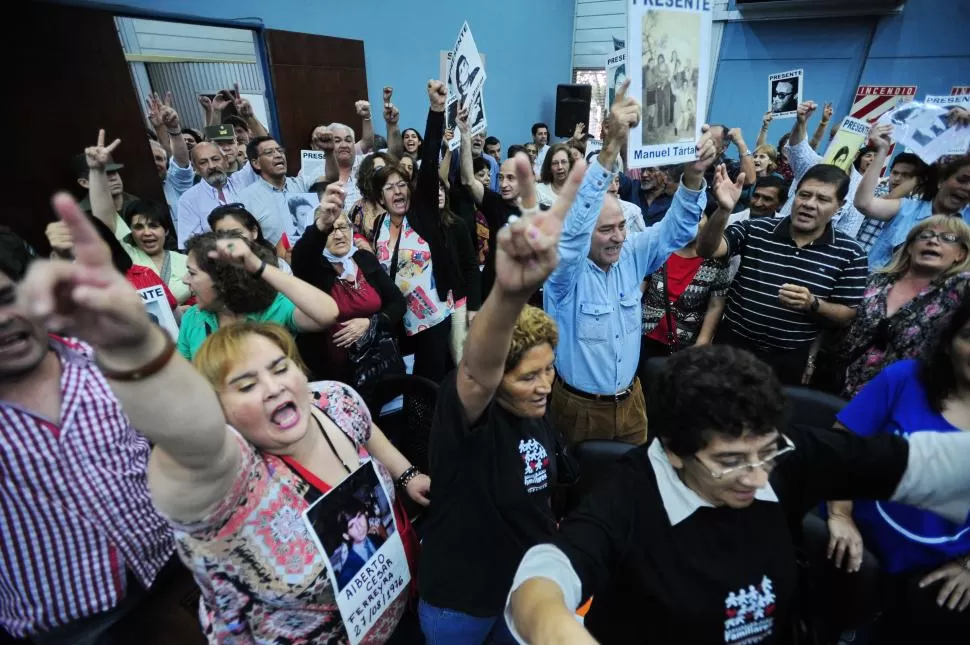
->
xmin=239 ymin=136 xmax=314 ymax=246
xmin=175 ymin=142 xmax=252 ymax=249
xmin=545 ymin=83 xmax=718 ymax=445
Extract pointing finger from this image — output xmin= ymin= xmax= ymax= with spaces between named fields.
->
xmin=614 ymin=78 xmax=631 ymax=104
xmin=105 ymin=139 xmax=121 ymax=155
xmin=97 ymin=128 xmax=105 ymax=147
xmin=514 ymin=153 xmax=537 ymax=209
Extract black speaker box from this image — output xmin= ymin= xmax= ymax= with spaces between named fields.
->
xmin=555 ymin=84 xmax=592 ymax=138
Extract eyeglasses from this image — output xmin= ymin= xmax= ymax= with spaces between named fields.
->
xmin=331 ymin=224 xmax=352 ymax=236
xmin=258 ymin=147 xmax=286 ymax=157
xmin=915 ymin=230 xmax=961 ymax=245
xmin=382 ymin=181 xmax=409 ymax=193
xmin=693 ymin=434 xmax=796 ymax=480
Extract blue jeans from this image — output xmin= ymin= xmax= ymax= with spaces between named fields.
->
xmin=419 ymin=600 xmax=517 ymax=645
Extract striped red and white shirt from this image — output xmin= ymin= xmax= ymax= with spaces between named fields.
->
xmin=0 ymin=336 xmax=174 ymax=637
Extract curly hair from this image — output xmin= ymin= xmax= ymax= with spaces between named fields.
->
xmin=185 ymin=231 xmax=278 ymax=315
xmin=539 ymin=144 xmax=574 ymax=185
xmin=357 ymin=151 xmax=398 ymax=203
xmin=920 ymin=298 xmax=970 ymax=413
xmin=920 ymin=155 xmax=970 ymax=204
xmin=506 ymin=306 xmax=559 ymax=372
xmin=653 ymin=345 xmax=787 ymax=457
xmin=193 ymin=321 xmax=306 ymax=388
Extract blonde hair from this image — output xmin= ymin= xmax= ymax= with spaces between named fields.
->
xmin=879 ymin=214 xmax=970 ymax=279
xmin=754 ymin=144 xmax=779 ymax=168
xmin=506 ymin=306 xmax=559 ymax=372
xmin=193 ymin=321 xmax=306 ymax=388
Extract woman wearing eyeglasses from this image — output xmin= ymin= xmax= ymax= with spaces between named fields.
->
xmin=290 ymin=205 xmax=406 ymax=407
xmin=367 ymin=80 xmax=480 ymax=382
xmin=825 ymin=300 xmax=970 ymax=642
xmin=839 ymin=215 xmax=970 ymax=398
xmin=505 ymin=343 xmax=970 ymax=644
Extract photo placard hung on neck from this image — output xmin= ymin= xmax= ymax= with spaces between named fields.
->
xmin=302 ymin=461 xmax=410 ymax=645
xmin=138 ymin=285 xmax=178 ymax=341
xmin=822 ymin=117 xmax=870 ymax=173
xmin=767 ymin=69 xmax=803 ymax=119
xmin=606 ymin=49 xmax=627 ymax=110
xmin=285 ymin=192 xmax=323 ymax=245
xmin=626 ymin=0 xmax=713 ymax=168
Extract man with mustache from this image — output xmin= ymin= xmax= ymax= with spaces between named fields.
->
xmin=174 ymin=137 xmax=250 ymax=248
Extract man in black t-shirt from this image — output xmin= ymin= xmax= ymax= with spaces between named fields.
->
xmin=507 ymin=346 xmax=970 ymax=644
xmin=456 ymin=105 xmax=548 ymax=299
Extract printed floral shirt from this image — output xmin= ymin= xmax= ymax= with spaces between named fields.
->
xmin=375 ymin=215 xmax=453 ymax=336
xmin=170 ymin=382 xmax=404 ymax=644
xmin=841 ymin=272 xmax=970 ymax=398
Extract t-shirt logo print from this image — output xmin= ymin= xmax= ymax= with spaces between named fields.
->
xmin=723 ymin=575 xmax=775 ymax=643
xmin=518 ymin=438 xmax=550 ymax=494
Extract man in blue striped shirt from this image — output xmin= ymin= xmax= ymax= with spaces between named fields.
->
xmin=545 ymin=81 xmax=718 ymax=446
xmin=697 ymin=163 xmax=868 ymax=385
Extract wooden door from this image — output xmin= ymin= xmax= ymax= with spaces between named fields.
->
xmin=263 ymin=30 xmax=368 ymax=176
xmin=7 ymin=2 xmax=166 ymax=254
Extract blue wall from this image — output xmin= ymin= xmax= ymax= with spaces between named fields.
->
xmin=75 ymin=0 xmax=575 ymax=146
xmin=710 ymin=0 xmax=970 ymax=152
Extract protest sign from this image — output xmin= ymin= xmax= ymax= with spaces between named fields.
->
xmin=303 ymin=462 xmax=409 ymax=645
xmin=607 ymin=49 xmax=628 ymax=109
xmin=876 ymin=101 xmax=970 ymax=165
xmin=440 ymin=51 xmax=486 ymax=92
xmin=612 ymin=35 xmax=625 ymax=51
xmin=284 ymin=193 xmax=321 ymax=244
xmin=768 ymin=69 xmax=803 ymax=119
xmin=584 ymin=139 xmax=604 ymax=164
xmin=822 ymin=117 xmax=870 ymax=173
xmin=925 ymin=94 xmax=970 ymax=107
xmin=447 ymin=23 xmax=486 ymax=110
xmin=139 ymin=285 xmax=178 ymax=341
xmin=851 ymin=85 xmax=918 ymax=174
xmin=626 ymin=0 xmax=713 ymax=168
xmin=300 ymin=150 xmax=326 ymax=185
xmin=952 ymin=86 xmax=970 ymax=96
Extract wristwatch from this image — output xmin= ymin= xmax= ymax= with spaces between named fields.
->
xmin=809 ymin=296 xmax=820 ymax=313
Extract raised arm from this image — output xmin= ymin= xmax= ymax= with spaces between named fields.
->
xmin=19 ymin=195 xmax=238 ymax=522
xmin=146 ymin=93 xmax=171 ymax=156
xmin=809 ymin=102 xmax=833 ymax=151
xmin=439 ymin=133 xmax=453 ymax=187
xmin=853 ymin=124 xmax=902 ymax=221
xmin=729 ymin=127 xmax=756 ymax=187
xmin=415 ymin=80 xmax=447 ymax=219
xmin=755 ymin=111 xmax=772 ymax=149
xmin=159 ymin=92 xmax=190 ymax=169
xmin=355 ymin=100 xmax=375 ymax=154
xmin=85 ymin=129 xmax=122 ymax=234
xmin=457 ymin=105 xmax=486 ymax=204
xmin=383 ymin=87 xmax=404 ymax=158
xmin=457 ymin=154 xmax=583 ymax=423
xmin=233 ymin=85 xmax=268 ymax=137
xmin=695 ymin=154 xmax=745 ymax=260
xmin=788 ymin=100 xmax=816 ymax=147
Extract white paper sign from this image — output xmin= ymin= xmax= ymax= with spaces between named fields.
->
xmin=284 ymin=192 xmax=322 ymax=244
xmin=300 ymin=150 xmax=326 ymax=184
xmin=925 ymin=94 xmax=970 ymax=107
xmin=139 ymin=285 xmax=178 ymax=341
xmin=876 ymin=101 xmax=970 ymax=164
xmin=302 ymin=462 xmax=410 ymax=645
xmin=606 ymin=49 xmax=627 ymax=110
xmin=626 ymin=0 xmax=713 ymax=168
xmin=584 ymin=139 xmax=604 ymax=164
xmin=768 ymin=69 xmax=804 ymax=119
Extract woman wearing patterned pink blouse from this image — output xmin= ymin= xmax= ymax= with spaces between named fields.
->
xmin=18 ymin=189 xmax=431 ymax=644
xmin=840 ymin=215 xmax=970 ymax=398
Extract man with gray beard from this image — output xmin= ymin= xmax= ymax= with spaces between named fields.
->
xmin=174 ymin=141 xmax=247 ymax=248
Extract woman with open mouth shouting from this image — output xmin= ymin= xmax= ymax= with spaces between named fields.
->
xmin=368 ymin=79 xmax=481 ymax=383
xmin=17 ymin=194 xmax=431 ymax=644
xmin=838 ymin=215 xmax=970 ymax=398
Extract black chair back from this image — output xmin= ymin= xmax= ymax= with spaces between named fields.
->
xmin=782 ymin=386 xmax=846 ymax=433
xmin=566 ymin=440 xmax=638 ymax=512
xmin=370 ymin=374 xmax=440 ymax=475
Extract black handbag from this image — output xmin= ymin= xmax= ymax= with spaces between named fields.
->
xmin=348 ymin=315 xmax=406 ymax=397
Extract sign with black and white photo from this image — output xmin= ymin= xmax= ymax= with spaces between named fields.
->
xmin=300 ymin=150 xmax=325 ymax=185
xmin=606 ymin=49 xmax=627 ymax=110
xmin=626 ymin=0 xmax=713 ymax=167
xmin=877 ymin=101 xmax=970 ymax=164
xmin=138 ymin=285 xmax=178 ymax=341
xmin=584 ymin=139 xmax=603 ymax=164
xmin=302 ymin=462 xmax=410 ymax=645
xmin=822 ymin=117 xmax=870 ymax=173
xmin=768 ymin=69 xmax=803 ymax=118
xmin=445 ymin=22 xmax=488 ymax=149
xmin=285 ymin=192 xmax=322 ymax=244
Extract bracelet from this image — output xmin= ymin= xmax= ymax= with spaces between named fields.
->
xmin=166 ymin=129 xmax=181 ymax=136
xmin=96 ymin=334 xmax=177 ymax=382
xmin=396 ymin=466 xmax=420 ymax=489
xmin=252 ymin=259 xmax=267 ymax=279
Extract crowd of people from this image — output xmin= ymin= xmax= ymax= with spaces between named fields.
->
xmin=1 ymin=62 xmax=969 ymax=645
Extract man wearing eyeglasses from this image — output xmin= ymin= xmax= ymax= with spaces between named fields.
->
xmin=506 ymin=345 xmax=970 ymax=645
xmin=239 ymin=136 xmax=315 ymax=246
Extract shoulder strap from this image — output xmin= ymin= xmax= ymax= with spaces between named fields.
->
xmin=660 ymin=263 xmax=678 ymax=350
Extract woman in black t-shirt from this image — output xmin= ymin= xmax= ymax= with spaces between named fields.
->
xmin=417 ymin=151 xmax=585 ymax=644
xmin=507 ymin=345 xmax=970 ymax=645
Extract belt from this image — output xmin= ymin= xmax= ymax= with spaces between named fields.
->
xmin=556 ymin=376 xmax=635 ymax=403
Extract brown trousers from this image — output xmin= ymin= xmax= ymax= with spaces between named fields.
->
xmin=549 ymin=378 xmax=648 ymax=446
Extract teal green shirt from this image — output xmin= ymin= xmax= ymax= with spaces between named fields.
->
xmin=177 ymin=292 xmax=299 ymax=360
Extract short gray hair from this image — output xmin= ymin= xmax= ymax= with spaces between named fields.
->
xmin=328 ymin=122 xmax=356 ymax=140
